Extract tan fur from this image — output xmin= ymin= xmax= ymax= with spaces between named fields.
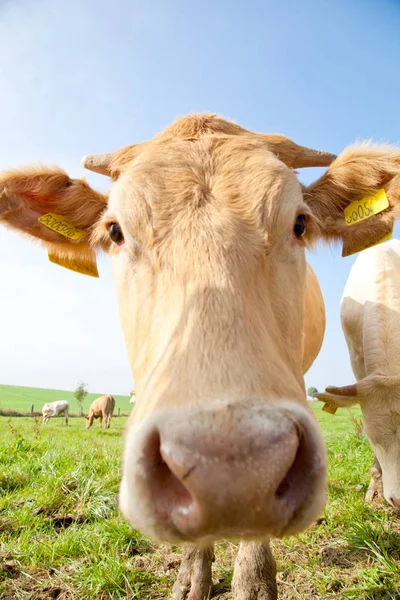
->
xmin=85 ymin=395 xmax=115 ymax=429
xmin=303 ymin=263 xmax=326 ymax=372
xmin=95 ymin=113 xmax=334 ymax=180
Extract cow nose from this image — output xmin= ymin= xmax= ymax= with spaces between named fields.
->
xmin=120 ymin=400 xmax=327 ymax=542
xmin=149 ymin=423 xmax=302 ymax=537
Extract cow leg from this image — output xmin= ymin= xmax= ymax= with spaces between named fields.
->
xmin=172 ymin=545 xmax=214 ymax=600
xmin=232 ymin=541 xmax=277 ymax=600
xmin=365 ymin=454 xmax=384 ymax=502
xmin=65 ymin=409 xmax=69 ymax=426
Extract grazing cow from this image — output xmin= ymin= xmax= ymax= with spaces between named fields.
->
xmin=85 ymin=394 xmax=115 ymax=429
xmin=41 ymin=400 xmax=69 ymax=425
xmin=1 ymin=114 xmax=400 ymax=599
xmin=315 ymin=239 xmax=400 ymax=510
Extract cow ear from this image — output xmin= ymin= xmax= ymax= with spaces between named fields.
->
xmin=314 ymin=390 xmax=358 ymax=409
xmin=304 ymin=144 xmax=400 ymax=257
xmin=0 ymin=166 xmax=108 ymax=277
xmin=314 ymin=383 xmax=360 ymax=413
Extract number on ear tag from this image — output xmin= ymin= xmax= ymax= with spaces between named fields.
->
xmin=38 ymin=213 xmax=86 ymax=240
xmin=344 ymin=189 xmax=389 ymax=227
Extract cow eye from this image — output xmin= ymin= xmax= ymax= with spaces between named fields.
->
xmin=108 ymin=222 xmax=124 ymax=245
xmin=293 ymin=215 xmax=306 ymax=238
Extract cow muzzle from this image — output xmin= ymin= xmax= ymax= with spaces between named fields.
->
xmin=119 ymin=399 xmax=327 ymax=543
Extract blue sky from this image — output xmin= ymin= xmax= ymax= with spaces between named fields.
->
xmin=0 ymin=0 xmax=399 ymax=395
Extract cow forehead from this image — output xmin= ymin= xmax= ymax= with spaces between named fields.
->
xmin=108 ymin=136 xmax=301 ymax=224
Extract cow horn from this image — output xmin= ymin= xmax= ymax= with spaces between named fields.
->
xmin=262 ymin=135 xmax=337 ymax=169
xmin=81 ymin=152 xmax=114 ymax=176
xmin=325 ymin=383 xmax=358 ymax=397
xmin=81 ymin=136 xmax=336 ymax=176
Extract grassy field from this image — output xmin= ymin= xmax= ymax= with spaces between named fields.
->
xmin=0 ymin=384 xmax=132 ymax=415
xmin=1 ymin=404 xmax=400 ymax=599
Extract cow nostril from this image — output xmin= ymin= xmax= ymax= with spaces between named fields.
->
xmin=275 ymin=426 xmax=310 ymax=507
xmin=144 ymin=430 xmax=193 ymax=519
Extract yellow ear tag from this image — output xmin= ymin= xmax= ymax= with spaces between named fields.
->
xmin=342 ymin=189 xmax=394 ymax=257
xmin=48 ymin=252 xmax=99 ymax=278
xmin=322 ymin=400 xmax=338 ymax=415
xmin=344 ymin=189 xmax=389 ymax=227
xmin=38 ymin=213 xmax=86 ymax=241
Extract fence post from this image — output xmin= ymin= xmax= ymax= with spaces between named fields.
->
xmin=31 ymin=404 xmax=34 ymax=416
xmin=118 ymin=407 xmax=120 ymax=417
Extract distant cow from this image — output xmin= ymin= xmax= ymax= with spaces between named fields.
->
xmin=316 ymin=240 xmax=400 ymax=510
xmin=42 ymin=400 xmax=69 ymax=425
xmin=85 ymin=395 xmax=115 ymax=429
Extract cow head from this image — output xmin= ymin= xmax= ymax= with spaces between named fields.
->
xmin=1 ymin=114 xmax=400 ymax=544
xmin=84 ymin=414 xmax=93 ymax=429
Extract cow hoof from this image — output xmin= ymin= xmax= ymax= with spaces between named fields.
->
xmin=232 ymin=583 xmax=277 ymax=600
xmin=172 ymin=578 xmax=212 ymax=600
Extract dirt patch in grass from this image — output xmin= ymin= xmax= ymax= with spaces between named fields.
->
xmin=0 ymin=560 xmax=20 ymax=581
xmin=35 ymin=506 xmax=87 ymax=529
xmin=0 ymin=567 xmax=75 ymax=600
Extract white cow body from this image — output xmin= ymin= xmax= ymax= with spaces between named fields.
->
xmin=339 ymin=239 xmax=400 ymax=508
xmin=42 ymin=400 xmax=69 ymax=426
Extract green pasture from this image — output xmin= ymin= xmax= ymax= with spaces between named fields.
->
xmin=0 ymin=384 xmax=132 ymax=415
xmin=1 ymin=403 xmax=400 ymax=599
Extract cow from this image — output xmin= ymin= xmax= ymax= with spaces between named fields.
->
xmin=85 ymin=394 xmax=115 ymax=429
xmin=41 ymin=400 xmax=69 ymax=425
xmin=1 ymin=113 xmax=400 ymax=599
xmin=315 ymin=239 xmax=400 ymax=511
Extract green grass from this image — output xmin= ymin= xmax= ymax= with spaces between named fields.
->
xmin=0 ymin=384 xmax=132 ymax=414
xmin=1 ymin=403 xmax=400 ymax=599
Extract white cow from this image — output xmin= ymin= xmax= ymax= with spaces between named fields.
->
xmin=316 ymin=239 xmax=400 ymax=509
xmin=42 ymin=400 xmax=69 ymax=426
